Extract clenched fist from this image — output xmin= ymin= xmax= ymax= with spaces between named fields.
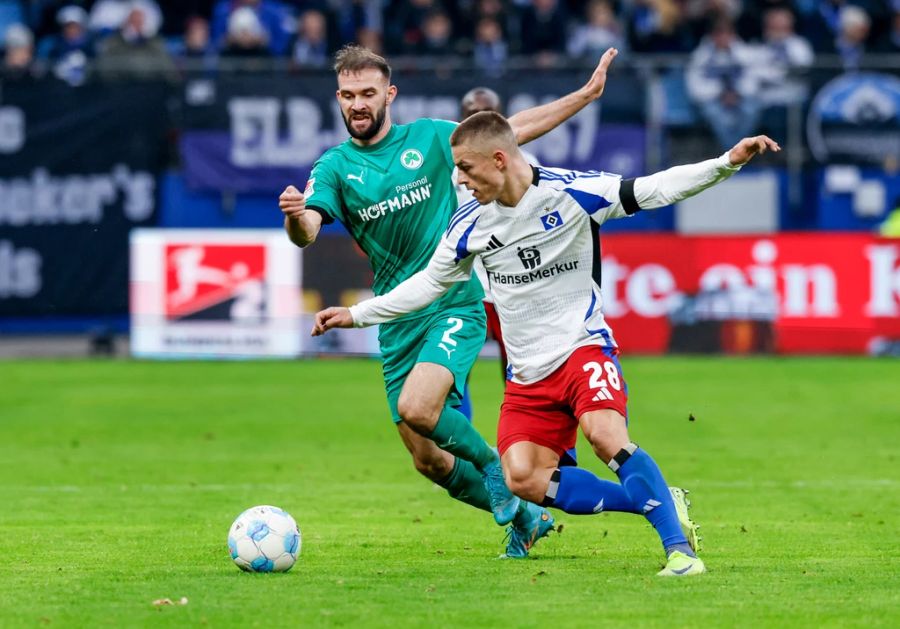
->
xmin=279 ymin=185 xmax=307 ymax=219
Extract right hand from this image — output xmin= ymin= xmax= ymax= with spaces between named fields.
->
xmin=728 ymin=135 xmax=781 ymax=166
xmin=580 ymin=47 xmax=618 ymax=102
xmin=279 ymin=185 xmax=306 ymax=220
xmin=311 ymin=307 xmax=354 ymax=336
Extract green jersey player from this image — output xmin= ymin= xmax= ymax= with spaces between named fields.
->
xmin=279 ymin=45 xmax=619 ymax=557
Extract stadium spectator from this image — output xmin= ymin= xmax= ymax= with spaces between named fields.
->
xmin=90 ymin=0 xmax=164 ymax=40
xmin=567 ymin=0 xmax=627 ymax=61
xmin=686 ymin=18 xmax=761 ymax=150
xmin=734 ymin=0 xmax=796 ymax=42
xmin=834 ymin=5 xmax=871 ymax=69
xmin=801 ymin=0 xmax=851 ymax=53
xmin=156 ymin=0 xmax=216 ymax=37
xmin=211 ymin=0 xmax=291 ymax=56
xmin=355 ymin=24 xmax=383 ymax=54
xmin=472 ymin=16 xmax=507 ymax=75
xmin=626 ymin=0 xmax=694 ymax=53
xmin=519 ymin=0 xmax=568 ymax=64
xmin=291 ymin=9 xmax=329 ymax=67
xmin=182 ymin=15 xmax=215 ymax=58
xmin=94 ymin=3 xmax=178 ymax=81
xmin=415 ymin=9 xmax=455 ymax=56
xmin=685 ymin=0 xmax=742 ymax=41
xmin=325 ymin=0 xmax=384 ymax=49
xmin=220 ymin=5 xmax=271 ymax=57
xmin=2 ymin=23 xmax=38 ymax=79
xmin=168 ymin=14 xmax=218 ymax=72
xmin=37 ymin=5 xmax=94 ymax=85
xmin=753 ymin=6 xmax=813 ymax=140
xmin=755 ymin=7 xmax=813 ymax=106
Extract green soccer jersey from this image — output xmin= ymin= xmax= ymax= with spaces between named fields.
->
xmin=304 ymin=119 xmax=483 ymax=322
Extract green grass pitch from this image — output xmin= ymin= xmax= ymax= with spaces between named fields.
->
xmin=1 ymin=357 xmax=898 ymax=627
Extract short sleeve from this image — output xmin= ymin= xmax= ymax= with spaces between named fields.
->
xmin=561 ymin=171 xmax=630 ymax=226
xmin=431 ymin=119 xmax=458 ymax=170
xmin=303 ymin=157 xmax=342 ymax=225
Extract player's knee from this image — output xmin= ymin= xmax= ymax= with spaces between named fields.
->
xmin=503 ymin=460 xmax=543 ymax=503
xmin=397 ymin=394 xmax=438 ymax=432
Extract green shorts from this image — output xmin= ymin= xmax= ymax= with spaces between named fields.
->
xmin=379 ymin=304 xmax=487 ymax=423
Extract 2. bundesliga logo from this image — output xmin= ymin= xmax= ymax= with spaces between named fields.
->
xmin=165 ymin=244 xmax=267 ymax=322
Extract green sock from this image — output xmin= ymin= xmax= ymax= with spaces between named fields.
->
xmin=438 ymin=457 xmax=492 ymax=512
xmin=429 ymin=405 xmax=497 ymax=471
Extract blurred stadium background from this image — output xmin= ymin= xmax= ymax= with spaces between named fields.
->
xmin=1 ymin=2 xmax=899 ymax=624
xmin=1 ymin=0 xmax=899 ymax=357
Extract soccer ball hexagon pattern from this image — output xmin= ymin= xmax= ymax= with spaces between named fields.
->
xmin=227 ymin=505 xmax=301 ymax=572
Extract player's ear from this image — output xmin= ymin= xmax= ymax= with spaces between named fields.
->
xmin=493 ymin=150 xmax=507 ymax=171
xmin=386 ymin=84 xmax=398 ymax=105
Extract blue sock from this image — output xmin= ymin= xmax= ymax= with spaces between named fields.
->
xmin=546 ymin=467 xmax=639 ymax=515
xmin=610 ymin=443 xmax=692 ymax=556
xmin=458 ymin=383 xmax=473 ymax=421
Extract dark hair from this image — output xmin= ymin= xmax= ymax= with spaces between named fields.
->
xmin=461 ymin=87 xmax=502 ymax=119
xmin=450 ymin=110 xmax=516 ymax=148
xmin=333 ymin=45 xmax=391 ymax=80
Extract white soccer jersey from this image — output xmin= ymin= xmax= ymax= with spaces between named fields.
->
xmin=454 ymin=149 xmax=540 ymax=305
xmin=440 ymin=166 xmax=627 ymax=383
xmin=351 ymin=153 xmax=741 ymax=384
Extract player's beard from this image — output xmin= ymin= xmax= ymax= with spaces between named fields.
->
xmin=343 ymin=101 xmax=387 ymax=141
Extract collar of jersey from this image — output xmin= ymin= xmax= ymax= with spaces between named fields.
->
xmin=491 ymin=166 xmax=541 ymax=216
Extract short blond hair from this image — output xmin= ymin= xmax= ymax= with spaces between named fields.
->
xmin=450 ymin=111 xmax=517 ymax=152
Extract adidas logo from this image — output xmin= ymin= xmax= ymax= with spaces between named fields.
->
xmin=485 ymin=235 xmax=504 ymax=251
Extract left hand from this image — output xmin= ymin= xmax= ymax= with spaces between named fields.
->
xmin=728 ymin=135 xmax=781 ymax=166
xmin=311 ymin=306 xmax=354 ymax=336
xmin=581 ymin=47 xmax=619 ymax=101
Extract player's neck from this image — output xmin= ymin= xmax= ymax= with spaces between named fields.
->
xmin=350 ymin=116 xmax=393 ymax=147
xmin=497 ymin=158 xmax=534 ymax=207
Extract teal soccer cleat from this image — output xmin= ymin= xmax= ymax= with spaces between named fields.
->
xmin=481 ymin=460 xmax=521 ymax=525
xmin=669 ymin=486 xmax=702 ymax=553
xmin=501 ymin=503 xmax=556 ymax=559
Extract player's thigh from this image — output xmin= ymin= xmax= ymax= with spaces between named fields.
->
xmin=397 ymin=361 xmax=455 ymax=424
xmin=415 ymin=306 xmax=486 ymax=408
xmin=564 ymin=344 xmax=629 ymax=423
xmin=379 ymin=307 xmax=485 ymax=423
xmin=498 ymin=378 xmax=577 ymax=462
xmin=379 ymin=315 xmax=433 ymax=423
xmin=396 ymin=420 xmax=455 ymax=481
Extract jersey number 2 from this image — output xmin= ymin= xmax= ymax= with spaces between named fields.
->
xmin=439 ymin=318 xmax=463 ymax=359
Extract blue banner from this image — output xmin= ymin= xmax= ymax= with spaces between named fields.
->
xmin=179 ymin=72 xmax=646 ymax=194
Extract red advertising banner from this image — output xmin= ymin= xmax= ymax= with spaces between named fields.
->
xmin=600 ymin=234 xmax=900 ymax=354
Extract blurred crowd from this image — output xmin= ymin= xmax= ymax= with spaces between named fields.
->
xmin=1 ymin=1 xmax=898 ymax=146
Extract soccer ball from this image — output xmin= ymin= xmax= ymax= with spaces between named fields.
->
xmin=227 ymin=505 xmax=301 ymax=572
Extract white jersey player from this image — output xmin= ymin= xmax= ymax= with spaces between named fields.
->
xmin=313 ymin=111 xmax=779 ymax=576
xmin=454 ymin=86 xmax=540 ymax=384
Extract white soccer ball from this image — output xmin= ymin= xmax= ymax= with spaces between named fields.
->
xmin=227 ymin=505 xmax=301 ymax=573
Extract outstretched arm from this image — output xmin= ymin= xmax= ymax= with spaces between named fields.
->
xmin=631 ymin=135 xmax=780 ymax=210
xmin=311 ymin=250 xmax=471 ymax=335
xmin=507 ymin=47 xmax=618 ymax=146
